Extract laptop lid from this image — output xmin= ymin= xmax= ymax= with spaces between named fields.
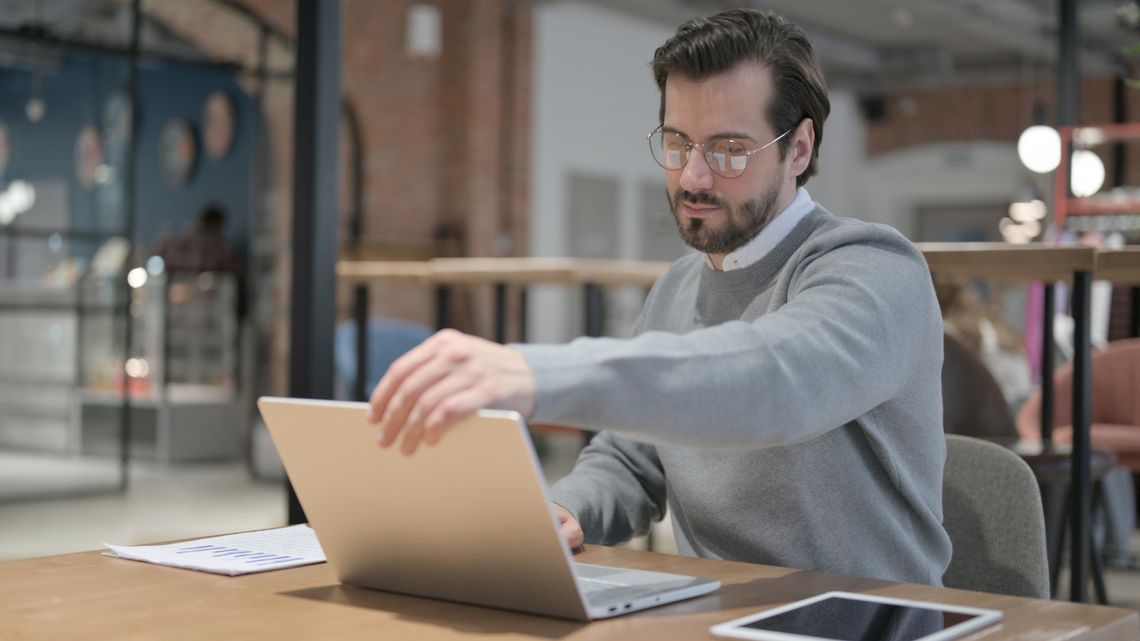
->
xmin=258 ymin=397 xmax=590 ymax=620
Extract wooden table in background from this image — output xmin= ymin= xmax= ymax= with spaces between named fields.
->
xmin=1 ymin=545 xmax=1136 ymax=641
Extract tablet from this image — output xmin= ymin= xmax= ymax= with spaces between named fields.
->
xmin=710 ymin=591 xmax=1002 ymax=641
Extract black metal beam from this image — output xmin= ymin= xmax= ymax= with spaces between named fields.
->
xmin=287 ymin=0 xmax=343 ymax=525
xmin=1113 ymin=77 xmax=1127 ymax=188
xmin=116 ymin=0 xmax=143 ymax=493
xmin=1057 ymin=0 xmax=1093 ymax=603
xmin=495 ymin=283 xmax=509 ymax=343
xmin=353 ymin=284 xmax=369 ymax=401
xmin=435 ymin=287 xmax=452 ymax=331
xmin=519 ymin=288 xmax=528 ymax=343
xmin=1041 ymin=284 xmax=1055 ymax=447
xmin=343 ymin=85 xmax=368 ymax=404
xmin=1070 ymin=270 xmax=1093 ymax=603
xmin=1057 ymin=0 xmax=1078 ymax=129
xmin=584 ymin=284 xmax=605 ymax=338
xmin=1131 ymin=287 xmax=1140 ymax=338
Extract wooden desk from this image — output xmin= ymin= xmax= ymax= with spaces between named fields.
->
xmin=1 ymin=545 xmax=1136 ymax=641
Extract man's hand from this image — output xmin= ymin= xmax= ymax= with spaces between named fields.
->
xmin=554 ymin=503 xmax=584 ymax=552
xmin=367 ymin=329 xmax=537 ymax=455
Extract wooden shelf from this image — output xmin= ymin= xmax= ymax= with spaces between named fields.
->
xmin=916 ymin=243 xmax=1095 ymax=282
xmin=337 ymin=258 xmax=672 ymax=288
xmin=340 ymin=248 xmax=1109 ymax=288
xmin=1056 ymin=123 xmax=1140 ymax=229
xmin=336 ymin=261 xmax=432 ymax=284
xmin=1095 ymin=249 xmax=1140 ymax=285
xmin=1066 ymin=198 xmax=1140 ymax=217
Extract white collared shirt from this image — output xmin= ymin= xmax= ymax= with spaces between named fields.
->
xmin=704 ymin=187 xmax=816 ymax=272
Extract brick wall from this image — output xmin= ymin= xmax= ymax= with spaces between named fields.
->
xmin=866 ymin=77 xmax=1140 ymax=186
xmin=147 ymin=0 xmax=532 ymax=394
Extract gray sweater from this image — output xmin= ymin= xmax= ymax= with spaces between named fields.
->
xmin=516 ymin=207 xmax=952 ymax=586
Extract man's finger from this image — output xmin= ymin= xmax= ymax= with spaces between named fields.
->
xmin=560 ymin=521 xmax=584 ymax=551
xmin=400 ymin=421 xmax=427 ymax=456
xmin=367 ymin=342 xmax=438 ymax=423
xmin=376 ymin=356 xmax=450 ymax=446
xmin=421 ymin=387 xmax=488 ymax=446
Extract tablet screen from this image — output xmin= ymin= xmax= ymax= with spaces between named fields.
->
xmin=738 ymin=596 xmax=977 ymax=641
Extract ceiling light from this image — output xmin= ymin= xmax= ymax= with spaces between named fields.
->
xmin=1070 ymin=150 xmax=1106 ymax=198
xmin=1017 ymin=125 xmax=1061 ymax=174
xmin=127 ymin=267 xmax=148 ymax=289
xmin=1009 ymin=199 xmax=1046 ymax=223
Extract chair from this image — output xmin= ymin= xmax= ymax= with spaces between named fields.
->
xmin=941 ymin=333 xmax=1019 ymax=440
xmin=944 ymin=332 xmax=1114 ymax=601
xmin=1016 ymin=338 xmax=1140 ymax=593
xmin=942 ymin=434 xmax=1049 ymax=598
xmin=1016 ymin=338 xmax=1140 ymax=471
xmin=333 ymin=319 xmax=433 ymax=400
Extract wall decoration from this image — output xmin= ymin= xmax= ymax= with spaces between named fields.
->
xmin=75 ymin=125 xmax=103 ymax=189
xmin=203 ymin=91 xmax=236 ymax=160
xmin=159 ymin=118 xmax=197 ymax=188
xmin=0 ymin=120 xmax=9 ymax=177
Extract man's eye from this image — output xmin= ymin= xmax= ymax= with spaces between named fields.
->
xmin=710 ymin=140 xmax=747 ymax=155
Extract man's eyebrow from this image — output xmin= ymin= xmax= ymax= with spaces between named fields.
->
xmin=708 ymin=130 xmax=757 ymax=141
xmin=660 ymin=126 xmax=757 ymax=141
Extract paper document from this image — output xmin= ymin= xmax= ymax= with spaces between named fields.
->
xmin=105 ymin=524 xmax=326 ymax=576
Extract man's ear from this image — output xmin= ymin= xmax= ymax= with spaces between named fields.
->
xmin=789 ymin=118 xmax=814 ymax=178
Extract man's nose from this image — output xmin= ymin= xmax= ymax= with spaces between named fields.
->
xmin=679 ymin=150 xmax=715 ymax=192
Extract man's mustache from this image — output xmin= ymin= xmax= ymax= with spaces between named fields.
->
xmin=672 ymin=190 xmax=727 ymax=209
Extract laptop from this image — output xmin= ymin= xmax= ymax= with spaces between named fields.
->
xmin=258 ymin=396 xmax=720 ymax=621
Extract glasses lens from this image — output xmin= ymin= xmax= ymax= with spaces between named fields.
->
xmin=706 ymin=139 xmax=748 ymax=177
xmin=650 ymin=131 xmax=688 ymax=170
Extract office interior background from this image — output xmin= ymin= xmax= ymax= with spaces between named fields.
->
xmin=1 ymin=0 xmax=1139 ymax=606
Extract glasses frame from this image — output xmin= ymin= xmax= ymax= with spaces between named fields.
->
xmin=646 ymin=126 xmax=795 ymax=178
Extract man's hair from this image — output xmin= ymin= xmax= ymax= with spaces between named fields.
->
xmin=199 ymin=203 xmax=227 ymax=234
xmin=651 ymin=9 xmax=830 ymax=187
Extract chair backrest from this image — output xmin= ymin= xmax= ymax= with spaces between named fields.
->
xmin=941 ymin=333 xmax=1019 ymax=440
xmin=1016 ymin=337 xmax=1140 ymax=440
xmin=334 ymin=319 xmax=433 ymax=399
xmin=942 ymin=435 xmax=1049 ymax=598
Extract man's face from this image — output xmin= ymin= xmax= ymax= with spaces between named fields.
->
xmin=662 ymin=62 xmax=798 ymax=260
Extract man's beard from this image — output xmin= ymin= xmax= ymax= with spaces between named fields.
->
xmin=669 ymin=178 xmax=782 ymax=255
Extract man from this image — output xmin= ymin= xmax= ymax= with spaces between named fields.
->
xmin=156 ymin=204 xmax=244 ymax=276
xmin=367 ymin=9 xmax=950 ymax=586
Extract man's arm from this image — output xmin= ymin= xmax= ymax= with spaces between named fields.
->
xmin=518 ymin=239 xmax=939 ymax=448
xmin=549 ymin=432 xmax=667 ymax=546
xmin=368 ymin=232 xmax=936 ymax=453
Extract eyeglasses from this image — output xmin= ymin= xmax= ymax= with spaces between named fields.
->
xmin=646 ymin=126 xmax=794 ymax=179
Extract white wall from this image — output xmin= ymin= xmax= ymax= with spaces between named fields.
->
xmin=807 ymin=89 xmax=868 ymax=220
xmin=529 ymin=2 xmax=675 ymax=342
xmin=862 ymin=141 xmax=1026 ymax=238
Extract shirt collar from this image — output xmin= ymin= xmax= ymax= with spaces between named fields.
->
xmin=704 ymin=187 xmax=816 ymax=272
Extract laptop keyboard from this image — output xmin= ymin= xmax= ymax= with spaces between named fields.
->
xmin=578 ymin=578 xmax=659 ymax=605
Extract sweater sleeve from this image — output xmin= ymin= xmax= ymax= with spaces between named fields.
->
xmin=548 ymin=432 xmax=667 ymax=545
xmin=516 ymin=234 xmax=941 ymax=449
